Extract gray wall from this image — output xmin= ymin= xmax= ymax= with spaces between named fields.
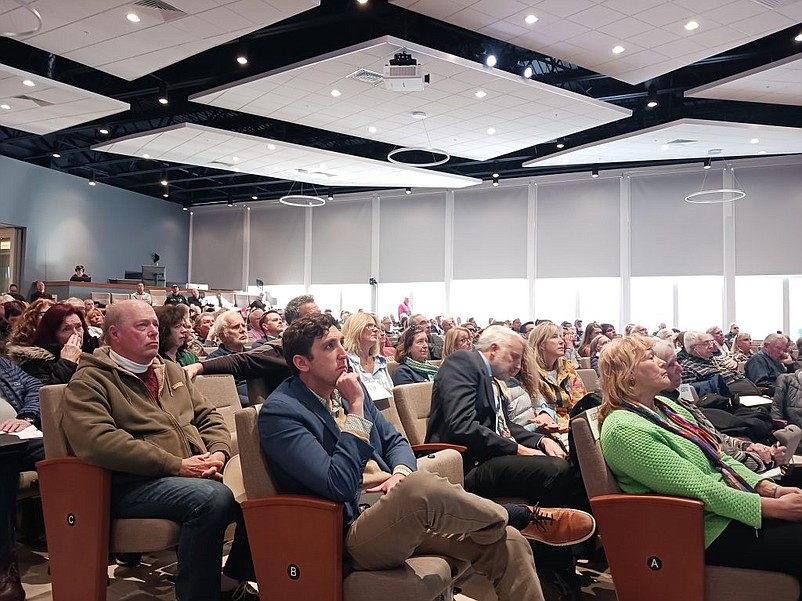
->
xmin=0 ymin=154 xmax=189 ymax=293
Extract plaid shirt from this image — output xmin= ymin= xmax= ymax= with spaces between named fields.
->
xmin=677 ymin=349 xmax=745 ymax=385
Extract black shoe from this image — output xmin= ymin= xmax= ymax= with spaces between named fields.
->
xmin=220 ymin=581 xmax=259 ymax=601
xmin=0 ymin=555 xmax=25 ymax=601
xmin=114 ymin=552 xmax=142 ymax=567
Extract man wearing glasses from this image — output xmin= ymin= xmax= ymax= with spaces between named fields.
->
xmin=677 ymin=331 xmax=758 ymax=392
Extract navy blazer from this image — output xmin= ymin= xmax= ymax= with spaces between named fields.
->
xmin=427 ymin=350 xmax=543 ymax=473
xmin=259 ymin=376 xmax=416 ymax=527
xmin=391 ymin=363 xmax=429 ymax=386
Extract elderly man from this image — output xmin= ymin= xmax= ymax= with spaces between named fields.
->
xmin=245 ymin=308 xmax=264 ymax=343
xmin=61 ymin=300 xmax=255 ymax=601
xmin=725 ymin=322 xmax=740 ymax=344
xmin=207 ymin=311 xmax=249 ymax=406
xmin=186 ymin=287 xmax=204 ymax=310
xmin=253 ymin=309 xmax=283 ymax=347
xmin=707 ymin=325 xmax=738 ymax=370
xmin=130 ymin=281 xmax=152 ymax=304
xmin=427 ymin=326 xmax=595 ymax=598
xmin=260 ymin=314 xmax=587 ymax=601
xmin=678 ymin=331 xmax=761 ymax=396
xmin=746 ymin=333 xmax=794 ymax=396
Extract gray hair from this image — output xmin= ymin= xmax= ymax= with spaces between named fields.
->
xmin=476 ymin=325 xmax=522 ymax=351
xmin=705 ymin=325 xmax=722 ymax=334
xmin=284 ymin=294 xmax=315 ymax=325
xmin=683 ymin=331 xmax=706 ymax=352
xmin=652 ymin=341 xmax=676 ymax=362
xmin=763 ymin=333 xmax=786 ymax=347
xmin=213 ymin=310 xmax=242 ymax=337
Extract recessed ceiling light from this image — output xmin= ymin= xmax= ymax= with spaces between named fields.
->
xmin=796 ymin=33 xmax=802 ymax=42
xmin=487 ymin=127 xmax=496 ymax=135
xmin=750 ymin=138 xmax=759 ymax=144
xmin=126 ymin=12 xmax=140 ymax=23
xmin=52 ymin=152 xmax=60 ymax=158
xmin=267 ymin=144 xmax=276 ymax=150
xmin=523 ymin=66 xmax=533 ymax=78
xmin=411 ymin=111 xmax=427 ymax=120
xmin=368 ymin=126 xmax=377 ymax=133
xmin=236 ymin=56 xmax=248 ymax=65
xmin=0 ymin=104 xmax=9 ymax=110
xmin=684 ymin=20 xmax=699 ymax=31
xmin=330 ymin=89 xmax=341 ymax=97
xmin=475 ymin=90 xmax=487 ymax=99
xmin=163 ymin=193 xmax=169 ymax=198
xmin=758 ymin=150 xmax=767 ymax=154
xmin=647 ymin=99 xmax=658 ymax=108
xmin=142 ymin=153 xmax=150 ymax=159
xmin=485 ymin=54 xmax=497 ymax=68
xmin=22 ymin=79 xmax=34 ymax=87
xmin=158 ymin=97 xmax=168 ymax=105
xmin=357 ymin=0 xmax=368 ymax=4
xmin=556 ymin=142 xmax=565 ymax=149
xmin=98 ymin=128 xmax=109 ymax=135
xmin=525 ymin=14 xmax=538 ymax=25
xmin=160 ymin=178 xmax=168 ymax=186
xmin=612 ymin=45 xmax=625 ymax=54
xmin=252 ymin=195 xmax=258 ymax=200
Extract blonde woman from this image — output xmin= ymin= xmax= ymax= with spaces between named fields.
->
xmin=342 ymin=312 xmax=393 ymax=397
xmin=441 ymin=326 xmax=473 ymax=359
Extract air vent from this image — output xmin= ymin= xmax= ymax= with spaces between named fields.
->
xmin=132 ymin=0 xmax=188 ymax=22
xmin=346 ymin=68 xmax=384 ymax=85
xmin=750 ymin=0 xmax=800 ymax=8
xmin=13 ymin=95 xmax=53 ymax=107
xmin=210 ymin=160 xmax=236 ymax=167
xmin=665 ymin=138 xmax=698 ymax=145
xmin=297 ymin=168 xmax=337 ymax=178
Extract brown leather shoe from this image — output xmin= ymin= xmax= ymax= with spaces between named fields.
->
xmin=520 ymin=505 xmax=596 ymax=547
xmin=0 ymin=555 xmax=25 ymax=601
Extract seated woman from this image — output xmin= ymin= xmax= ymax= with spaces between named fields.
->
xmin=86 ymin=308 xmax=104 ymax=339
xmin=589 ymin=334 xmax=611 ymax=374
xmin=156 ymin=304 xmax=199 ymax=367
xmin=730 ymin=332 xmax=754 ymax=362
xmin=577 ymin=322 xmax=601 ymax=358
xmin=527 ymin=322 xmax=587 ymax=429
xmin=391 ymin=326 xmax=439 ymax=386
xmin=441 ymin=326 xmax=473 ymax=359
xmin=7 ymin=303 xmax=98 ymax=384
xmin=599 ymin=335 xmax=802 ymax=584
xmin=379 ymin=329 xmax=396 ymax=359
xmin=7 ymin=298 xmax=55 ymax=347
xmin=342 ymin=313 xmax=393 ymax=398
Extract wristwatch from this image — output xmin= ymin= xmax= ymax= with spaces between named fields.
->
xmin=19 ymin=416 xmax=36 ymax=425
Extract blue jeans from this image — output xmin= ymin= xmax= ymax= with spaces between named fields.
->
xmin=111 ymin=474 xmax=253 ymax=601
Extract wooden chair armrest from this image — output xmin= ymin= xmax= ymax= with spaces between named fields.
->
xmin=590 ymin=493 xmax=706 ymax=601
xmin=411 ymin=443 xmax=467 ymax=455
xmin=241 ymin=495 xmax=343 ymax=601
xmin=36 ymin=457 xmax=111 ymax=601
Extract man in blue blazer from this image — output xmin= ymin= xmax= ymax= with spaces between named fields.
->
xmin=259 ymin=313 xmax=544 ymax=600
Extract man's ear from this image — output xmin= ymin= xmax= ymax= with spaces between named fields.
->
xmin=293 ymin=354 xmax=311 ymax=373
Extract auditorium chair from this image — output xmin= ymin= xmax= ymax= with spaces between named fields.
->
xmin=110 ymin=293 xmax=130 ymax=304
xmin=579 ymin=357 xmax=592 ymax=370
xmin=90 ymin=292 xmax=111 ymax=307
xmin=229 ymin=406 xmax=470 ymax=601
xmin=576 ymin=368 xmax=600 ymax=392
xmin=149 ymin=289 xmax=166 ymax=306
xmin=571 ymin=409 xmax=799 ymax=601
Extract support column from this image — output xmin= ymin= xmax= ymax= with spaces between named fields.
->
xmin=528 ymin=181 xmax=537 ymax=319
xmin=722 ymin=167 xmax=737 ymax=327
xmin=444 ymin=189 xmax=455 ymax=317
xmin=619 ymin=176 xmax=631 ymax=330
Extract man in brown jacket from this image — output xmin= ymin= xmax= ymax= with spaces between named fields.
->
xmin=63 ymin=300 xmax=255 ymax=601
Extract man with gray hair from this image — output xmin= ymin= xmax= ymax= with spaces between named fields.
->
xmin=427 ymin=325 xmax=594 ymax=598
xmin=206 ymin=310 xmax=249 ymax=406
xmin=283 ymin=294 xmax=319 ymax=325
xmin=706 ymin=325 xmax=738 ymax=370
xmin=746 ymin=333 xmax=794 ymax=396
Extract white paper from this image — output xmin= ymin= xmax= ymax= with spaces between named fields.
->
xmin=586 ymin=406 xmax=601 ymax=441
xmin=738 ymin=396 xmax=772 ymax=407
xmin=0 ymin=426 xmax=43 ymax=439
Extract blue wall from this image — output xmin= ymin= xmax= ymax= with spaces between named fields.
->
xmin=0 ymin=154 xmax=189 ymax=291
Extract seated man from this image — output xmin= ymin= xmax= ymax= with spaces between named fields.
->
xmin=130 ymin=281 xmax=152 ymax=305
xmin=62 ymin=300 xmax=255 ymax=601
xmin=253 ymin=309 xmax=283 ymax=347
xmin=245 ymin=308 xmax=264 ymax=343
xmin=746 ymin=333 xmax=794 ymax=396
xmin=260 ymin=314 xmax=590 ymax=600
xmin=0 ymin=358 xmax=43 ymax=601
xmin=164 ymin=284 xmax=188 ymax=306
xmin=707 ymin=325 xmax=738 ymax=371
xmin=678 ymin=330 xmax=760 ymax=396
xmin=207 ymin=310 xmax=250 ymax=407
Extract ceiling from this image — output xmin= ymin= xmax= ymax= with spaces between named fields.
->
xmin=0 ymin=0 xmax=799 ymax=207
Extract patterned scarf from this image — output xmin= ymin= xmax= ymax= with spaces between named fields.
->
xmin=404 ymin=357 xmax=439 ymax=380
xmin=622 ymin=395 xmax=752 ymax=492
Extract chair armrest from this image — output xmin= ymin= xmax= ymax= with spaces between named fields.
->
xmin=241 ymin=495 xmax=344 ymax=601
xmin=591 ymin=493 xmax=706 ymax=601
xmin=36 ymin=457 xmax=111 ymax=601
xmin=411 ymin=443 xmax=467 ymax=455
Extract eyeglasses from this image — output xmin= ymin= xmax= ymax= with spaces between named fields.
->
xmin=364 ymin=323 xmax=379 ymax=332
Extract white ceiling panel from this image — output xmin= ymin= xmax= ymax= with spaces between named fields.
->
xmin=0 ymin=63 xmax=128 ymax=134
xmin=389 ymin=0 xmax=802 ymax=84
xmin=92 ymin=123 xmax=482 ymax=189
xmin=0 ymin=0 xmax=319 ymax=81
xmin=685 ymin=53 xmax=802 ymax=106
xmin=522 ymin=119 xmax=802 ymax=167
xmin=190 ymin=36 xmax=630 ymax=161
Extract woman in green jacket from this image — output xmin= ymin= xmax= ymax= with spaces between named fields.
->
xmin=598 ymin=335 xmax=802 ymax=586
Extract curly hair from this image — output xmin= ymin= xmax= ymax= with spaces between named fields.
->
xmin=156 ymin=304 xmax=190 ymax=355
xmin=282 ymin=312 xmax=339 ymax=376
xmin=8 ymin=298 xmax=55 ymax=346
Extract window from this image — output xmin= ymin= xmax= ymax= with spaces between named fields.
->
xmin=450 ymin=279 xmax=529 ymax=325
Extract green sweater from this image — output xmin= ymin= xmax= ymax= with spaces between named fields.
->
xmin=600 ymin=398 xmax=765 ymax=547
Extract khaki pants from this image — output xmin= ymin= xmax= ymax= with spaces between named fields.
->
xmin=345 ymin=470 xmax=544 ymax=601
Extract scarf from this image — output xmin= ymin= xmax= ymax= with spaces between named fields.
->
xmin=622 ymin=395 xmax=752 ymax=492
xmin=404 ymin=357 xmax=439 ymax=380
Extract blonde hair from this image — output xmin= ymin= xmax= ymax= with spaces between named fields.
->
xmin=442 ymin=326 xmax=472 ymax=358
xmin=342 ymin=312 xmax=380 ymax=358
xmin=8 ymin=298 xmax=55 ymax=346
xmin=527 ymin=322 xmax=562 ymax=369
xmin=598 ymin=335 xmax=655 ymax=423
xmin=516 ymin=341 xmax=540 ymax=401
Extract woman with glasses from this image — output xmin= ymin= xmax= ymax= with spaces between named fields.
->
xmin=441 ymin=326 xmax=473 ymax=359
xmin=731 ymin=333 xmax=755 ymax=363
xmin=156 ymin=304 xmax=199 ymax=366
xmin=7 ymin=303 xmax=97 ymax=385
xmin=392 ymin=326 xmax=439 ymax=386
xmin=342 ymin=313 xmax=393 ymax=396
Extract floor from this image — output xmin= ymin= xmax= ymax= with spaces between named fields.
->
xmin=17 ymin=543 xmax=617 ymax=601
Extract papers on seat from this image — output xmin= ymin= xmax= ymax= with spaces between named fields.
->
xmin=0 ymin=426 xmax=43 ymax=439
xmin=738 ymin=396 xmax=772 ymax=407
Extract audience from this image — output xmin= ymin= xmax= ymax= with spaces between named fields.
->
xmin=730 ymin=332 xmax=755 ymax=362
xmin=599 ymin=323 xmax=617 ymax=339
xmin=6 ymin=284 xmax=25 ymax=302
xmin=379 ymin=329 xmax=396 ymax=359
xmin=245 ymin=308 xmax=264 ymax=343
xmin=598 ymin=335 xmax=802 ymax=587
xmin=342 ymin=312 xmax=393 ymax=396
xmin=164 ymin=284 xmax=188 ymax=306
xmin=252 ymin=309 xmax=283 ymax=347
xmin=391 ymin=326 xmax=438 ymax=385
xmin=577 ymin=322 xmax=601 ymax=357
xmin=157 ymin=304 xmax=199 ymax=367
xmin=678 ymin=331 xmax=757 ymax=393
xmin=408 ymin=313 xmax=443 ymax=360
xmin=589 ymin=334 xmax=610 ymax=374
xmin=441 ymin=326 xmax=473 ymax=359
xmin=8 ymin=299 xmax=55 ymax=347
xmin=29 ymin=281 xmax=52 ymax=302
xmin=746 ymin=333 xmax=794 ymax=396
xmin=86 ymin=308 xmax=104 ymax=338
xmin=130 ymin=281 xmax=152 ymax=304
xmin=207 ymin=311 xmax=250 ymax=407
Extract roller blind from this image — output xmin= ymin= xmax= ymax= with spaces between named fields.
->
xmin=249 ymin=205 xmax=305 ymax=285
xmin=191 ymin=206 xmax=245 ymax=289
xmin=311 ymin=200 xmax=372 ymax=284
